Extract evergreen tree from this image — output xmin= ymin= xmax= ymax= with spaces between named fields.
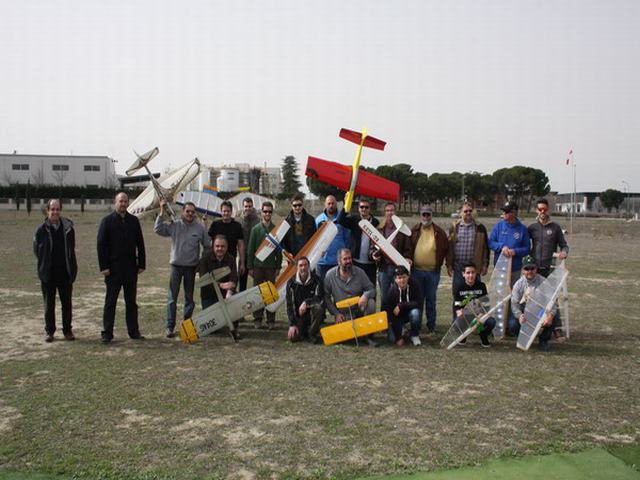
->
xmin=280 ymin=155 xmax=302 ymax=199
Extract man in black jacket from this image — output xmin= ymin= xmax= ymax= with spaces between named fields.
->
xmin=33 ymin=199 xmax=78 ymax=342
xmin=97 ymin=192 xmax=146 ymax=343
xmin=282 ymin=194 xmax=316 ymax=256
xmin=382 ymin=266 xmax=423 ymax=346
xmin=337 ymin=198 xmax=379 ymax=286
xmin=285 ymin=257 xmax=323 ymax=343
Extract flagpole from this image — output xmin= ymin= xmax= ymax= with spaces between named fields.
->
xmin=566 ymin=149 xmax=574 ymax=235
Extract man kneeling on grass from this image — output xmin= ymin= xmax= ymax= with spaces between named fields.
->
xmin=452 ymin=262 xmax=495 ymax=347
xmin=382 ymin=265 xmax=423 ymax=347
xmin=286 ymin=257 xmax=323 ymax=344
xmin=510 ymin=255 xmax=555 ymax=352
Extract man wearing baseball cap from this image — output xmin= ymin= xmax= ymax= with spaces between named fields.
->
xmin=488 ymin=201 xmax=530 ymax=274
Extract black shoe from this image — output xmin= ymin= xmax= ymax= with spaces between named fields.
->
xmin=101 ymin=337 xmax=112 ymax=344
xmin=480 ymin=336 xmax=491 ymax=348
xmin=166 ymin=328 xmax=175 ymax=338
xmin=538 ymin=340 xmax=550 ymax=352
xmin=64 ymin=332 xmax=75 ymax=341
xmin=130 ymin=335 xmax=145 ymax=341
xmin=45 ymin=334 xmax=54 ymax=343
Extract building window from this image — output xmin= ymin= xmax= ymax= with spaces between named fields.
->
xmin=84 ymin=165 xmax=101 ymax=172
xmin=52 ymin=164 xmax=70 ymax=171
xmin=11 ymin=164 xmax=29 ymax=170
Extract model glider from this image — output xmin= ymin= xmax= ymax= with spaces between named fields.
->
xmin=487 ymin=253 xmax=513 ymax=340
xmin=227 ymin=193 xmax=276 ymax=215
xmin=516 ymin=262 xmax=569 ymax=351
xmin=320 ymin=296 xmax=388 ymax=346
xmin=176 ymin=190 xmax=223 ymax=218
xmin=358 ymin=217 xmax=411 ymax=270
xmin=265 ymin=221 xmax=338 ymax=313
xmin=179 ymin=266 xmax=279 ymax=344
xmin=440 ymin=294 xmax=512 ymax=350
xmin=126 ymin=147 xmax=201 ymax=219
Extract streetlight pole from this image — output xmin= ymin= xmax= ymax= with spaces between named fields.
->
xmin=622 ymin=180 xmax=630 ymax=219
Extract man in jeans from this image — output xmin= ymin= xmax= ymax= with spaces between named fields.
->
xmin=404 ymin=206 xmax=448 ymax=335
xmin=154 ymin=200 xmax=210 ymax=337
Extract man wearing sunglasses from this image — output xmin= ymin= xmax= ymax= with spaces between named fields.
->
xmin=239 ymin=197 xmax=260 ymax=292
xmin=405 ymin=206 xmax=449 ymax=335
xmin=283 ymin=193 xmax=316 ymax=256
xmin=154 ymin=200 xmax=211 ymax=338
xmin=528 ymin=198 xmax=569 ymax=341
xmin=446 ymin=202 xmax=490 ymax=309
xmin=510 ymin=255 xmax=555 ymax=351
xmin=337 ymin=198 xmax=379 ymax=286
xmin=247 ymin=202 xmax=282 ymax=329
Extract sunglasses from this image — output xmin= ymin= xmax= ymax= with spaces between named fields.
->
xmin=523 ymin=266 xmax=536 ymax=271
xmin=421 ymin=212 xmax=432 ymax=217
xmin=262 ymin=210 xmax=273 ymax=214
xmin=462 ymin=210 xmax=472 ymax=213
xmin=359 ymin=205 xmax=370 ymax=209
xmin=537 ymin=207 xmax=549 ymax=212
xmin=292 ymin=203 xmax=303 ymax=207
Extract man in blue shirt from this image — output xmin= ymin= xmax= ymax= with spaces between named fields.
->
xmin=488 ymin=201 xmax=530 ymax=275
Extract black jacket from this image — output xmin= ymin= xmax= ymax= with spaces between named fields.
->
xmin=282 ymin=209 xmax=317 ymax=256
xmin=337 ymin=209 xmax=379 ymax=261
xmin=97 ymin=211 xmax=146 ymax=279
xmin=285 ymin=272 xmax=323 ymax=326
xmin=33 ymin=217 xmax=78 ymax=283
xmin=382 ymin=276 xmax=424 ymax=317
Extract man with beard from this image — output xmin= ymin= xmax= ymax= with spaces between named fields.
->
xmin=97 ymin=192 xmax=146 ymax=343
xmin=283 ymin=194 xmax=316 ymax=256
xmin=239 ymin=197 xmax=260 ymax=291
xmin=198 ymin=235 xmax=238 ymax=309
xmin=528 ymin=198 xmax=569 ymax=340
xmin=315 ymin=195 xmax=351 ymax=285
xmin=337 ymin=198 xmax=378 ymax=286
xmin=404 ymin=206 xmax=448 ymax=335
xmin=286 ymin=256 xmax=323 ymax=343
xmin=323 ymin=248 xmax=378 ymax=346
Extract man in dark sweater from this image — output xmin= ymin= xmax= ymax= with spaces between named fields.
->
xmin=382 ymin=266 xmax=423 ymax=346
xmin=283 ymin=194 xmax=316 ymax=256
xmin=285 ymin=257 xmax=323 ymax=343
xmin=452 ymin=262 xmax=495 ymax=347
xmin=97 ymin=192 xmax=146 ymax=343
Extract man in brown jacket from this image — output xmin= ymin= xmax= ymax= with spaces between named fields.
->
xmin=404 ymin=206 xmax=448 ymax=335
xmin=446 ymin=202 xmax=490 ymax=313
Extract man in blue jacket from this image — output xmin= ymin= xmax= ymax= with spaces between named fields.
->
xmin=488 ymin=201 xmax=530 ymax=275
xmin=315 ymin=195 xmax=351 ymax=285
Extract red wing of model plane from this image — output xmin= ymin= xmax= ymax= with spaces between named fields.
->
xmin=305 ymin=156 xmax=400 ymax=203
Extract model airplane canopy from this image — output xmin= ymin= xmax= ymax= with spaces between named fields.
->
xmin=516 ymin=263 xmax=569 ymax=351
xmin=305 ymin=156 xmax=400 ymax=203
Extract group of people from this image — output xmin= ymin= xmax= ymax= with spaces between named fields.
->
xmin=33 ymin=192 xmax=568 ymax=351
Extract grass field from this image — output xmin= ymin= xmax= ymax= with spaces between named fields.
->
xmin=0 ymin=209 xmax=639 ymax=479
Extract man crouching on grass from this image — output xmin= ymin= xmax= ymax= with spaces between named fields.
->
xmin=286 ymin=257 xmax=323 ymax=344
xmin=452 ymin=262 xmax=495 ymax=347
xmin=510 ymin=255 xmax=555 ymax=352
xmin=382 ymin=265 xmax=423 ymax=347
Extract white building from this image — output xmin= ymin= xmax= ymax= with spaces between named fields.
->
xmin=0 ymin=153 xmax=118 ymax=188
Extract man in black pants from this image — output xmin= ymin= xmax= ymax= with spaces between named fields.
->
xmin=33 ymin=199 xmax=78 ymax=342
xmin=337 ymin=198 xmax=379 ymax=286
xmin=97 ymin=192 xmax=146 ymax=343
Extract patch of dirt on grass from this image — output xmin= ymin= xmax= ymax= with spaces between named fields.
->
xmin=0 ymin=400 xmax=22 ymax=432
xmin=230 ymin=468 xmax=257 ymax=480
xmin=116 ymin=409 xmax=164 ymax=429
xmin=223 ymin=426 xmax=269 ymax=447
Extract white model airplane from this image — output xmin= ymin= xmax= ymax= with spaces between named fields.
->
xmin=255 ymin=219 xmax=292 ymax=262
xmin=126 ymin=147 xmax=201 ymax=219
xmin=358 ymin=216 xmax=411 ymax=270
xmin=516 ymin=261 xmax=569 ymax=351
xmin=176 ymin=190 xmax=223 ymax=218
xmin=265 ymin=221 xmax=338 ymax=313
xmin=179 ymin=266 xmax=279 ymax=344
xmin=439 ymin=253 xmax=512 ymax=349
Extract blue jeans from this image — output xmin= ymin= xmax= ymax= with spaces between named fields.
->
xmin=378 ymin=264 xmax=395 ymax=302
xmin=167 ymin=265 xmax=196 ymax=330
xmin=411 ymin=269 xmax=441 ymax=332
xmin=388 ymin=308 xmax=421 ymax=343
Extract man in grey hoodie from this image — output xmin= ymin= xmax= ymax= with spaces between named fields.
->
xmin=155 ymin=200 xmax=210 ymax=337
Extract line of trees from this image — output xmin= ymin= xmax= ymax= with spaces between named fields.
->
xmin=305 ymin=163 xmax=551 ymax=213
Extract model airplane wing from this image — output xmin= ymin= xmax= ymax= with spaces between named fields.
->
xmin=127 ymin=157 xmax=201 ymax=218
xmin=179 ymin=281 xmax=279 ymax=344
xmin=440 ymin=294 xmax=511 ymax=349
xmin=255 ymin=219 xmax=291 ymax=262
xmin=358 ymin=219 xmax=410 ymax=270
xmin=126 ymin=147 xmax=159 ymax=176
xmin=265 ymin=221 xmax=338 ymax=313
xmin=487 ymin=253 xmax=513 ymax=340
xmin=227 ymin=193 xmax=276 ymax=215
xmin=305 ymin=156 xmax=400 ymax=203
xmin=390 ymin=215 xmax=411 ymax=240
xmin=517 ymin=264 xmax=569 ymax=351
xmin=320 ymin=311 xmax=388 ymax=346
xmin=176 ymin=190 xmax=223 ymax=218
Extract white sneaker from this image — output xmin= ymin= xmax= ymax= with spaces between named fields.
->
xmin=410 ymin=336 xmax=422 ymax=346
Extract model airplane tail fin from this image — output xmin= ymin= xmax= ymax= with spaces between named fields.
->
xmin=391 ymin=215 xmax=411 ymax=237
xmin=126 ymin=147 xmax=159 ymax=176
xmin=195 ymin=266 xmax=232 ymax=288
xmin=339 ymin=128 xmax=386 ymax=151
